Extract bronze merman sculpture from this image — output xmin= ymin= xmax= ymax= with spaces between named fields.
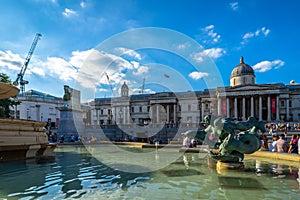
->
xmin=202 ymin=115 xmax=265 ymax=163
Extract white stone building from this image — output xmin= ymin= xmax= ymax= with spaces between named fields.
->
xmin=13 ymin=90 xmax=64 ymax=128
xmin=86 ymin=57 xmax=300 ymax=126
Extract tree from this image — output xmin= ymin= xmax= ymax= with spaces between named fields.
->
xmin=0 ymin=73 xmax=20 ymax=118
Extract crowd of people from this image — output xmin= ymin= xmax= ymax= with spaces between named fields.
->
xmin=261 ymin=132 xmax=300 ymax=154
xmin=266 ymin=122 xmax=300 ymax=132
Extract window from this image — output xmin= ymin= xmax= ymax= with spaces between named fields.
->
xmin=289 ymin=100 xmax=292 ymax=108
xmin=139 ymin=106 xmax=142 ymax=113
xmin=281 ymin=101 xmax=285 ymax=107
xmin=131 ymin=107 xmax=134 ymax=113
xmin=100 ymin=109 xmax=103 ymax=115
xmin=188 ymin=104 xmax=191 ymax=111
xmin=205 ymin=103 xmax=209 ymax=109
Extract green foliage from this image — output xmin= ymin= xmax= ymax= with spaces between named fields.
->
xmin=0 ymin=73 xmax=20 ymax=118
xmin=0 ymin=73 xmax=11 ymax=84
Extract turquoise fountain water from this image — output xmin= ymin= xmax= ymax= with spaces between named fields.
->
xmin=0 ymin=145 xmax=300 ymax=199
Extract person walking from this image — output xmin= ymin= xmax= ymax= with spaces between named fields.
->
xmin=275 ymin=134 xmax=289 ymax=152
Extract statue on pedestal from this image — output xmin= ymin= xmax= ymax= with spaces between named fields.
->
xmin=63 ymin=85 xmax=72 ymax=107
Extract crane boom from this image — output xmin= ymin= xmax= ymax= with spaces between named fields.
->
xmin=105 ymin=72 xmax=115 ymax=97
xmin=13 ymin=33 xmax=42 ymax=93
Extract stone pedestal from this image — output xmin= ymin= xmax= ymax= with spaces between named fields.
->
xmin=57 ymin=107 xmax=84 ymax=142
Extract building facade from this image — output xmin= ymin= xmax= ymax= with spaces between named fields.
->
xmin=87 ymin=57 xmax=300 ymax=126
xmin=14 ymin=90 xmax=64 ymax=128
xmin=13 ymin=57 xmax=300 ymax=129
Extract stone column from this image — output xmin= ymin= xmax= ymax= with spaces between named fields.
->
xmin=201 ymin=102 xmax=205 ymax=120
xmin=151 ymin=105 xmax=154 ymax=124
xmin=114 ymin=107 xmax=117 ymax=124
xmin=226 ymin=97 xmax=230 ymax=118
xmin=167 ymin=105 xmax=170 ymax=122
xmin=267 ymin=95 xmax=271 ymax=121
xmin=242 ymin=96 xmax=246 ymax=120
xmin=173 ymin=104 xmax=176 ymax=123
xmin=127 ymin=106 xmax=130 ymax=124
xmin=286 ymin=99 xmax=290 ymax=121
xmin=217 ymin=97 xmax=222 ymax=116
xmin=156 ymin=104 xmax=160 ymax=124
xmin=259 ymin=95 xmax=262 ymax=121
xmin=250 ymin=96 xmax=254 ymax=117
xmin=96 ymin=109 xmax=99 ymax=125
xmin=234 ymin=97 xmax=237 ymax=119
xmin=276 ymin=95 xmax=279 ymax=121
xmin=123 ymin=107 xmax=126 ymax=124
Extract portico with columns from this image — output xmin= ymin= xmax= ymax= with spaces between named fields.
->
xmin=216 ymin=57 xmax=290 ymax=121
xmin=217 ymin=87 xmax=282 ymax=121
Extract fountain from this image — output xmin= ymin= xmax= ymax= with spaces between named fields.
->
xmin=0 ymin=82 xmax=56 ymax=161
xmin=198 ymin=115 xmax=266 ymax=170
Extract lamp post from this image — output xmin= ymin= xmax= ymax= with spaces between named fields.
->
xmin=26 ymin=108 xmax=29 ymax=120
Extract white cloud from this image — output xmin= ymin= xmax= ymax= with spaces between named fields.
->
xmin=30 ymin=67 xmax=45 ymax=77
xmin=98 ymin=88 xmax=108 ymax=92
xmin=0 ymin=50 xmax=23 ymax=71
xmin=133 ymin=66 xmax=148 ymax=76
xmin=252 ymin=59 xmax=284 ymax=72
xmin=62 ymin=8 xmax=77 ymax=17
xmin=241 ymin=27 xmax=270 ymax=44
xmin=69 ymin=49 xmax=94 ymax=69
xmin=230 ymin=2 xmax=239 ymax=11
xmin=116 ymin=47 xmax=141 ymax=60
xmin=192 ymin=48 xmax=226 ymax=62
xmin=261 ymin=27 xmax=270 ymax=36
xmin=75 ymin=50 xmax=137 ymax=90
xmin=203 ymin=25 xmax=221 ymax=43
xmin=243 ymin=32 xmax=254 ymax=40
xmin=80 ymin=1 xmax=86 ymax=8
xmin=41 ymin=57 xmax=77 ymax=81
xmin=189 ymin=71 xmax=209 ymax=80
xmin=177 ymin=43 xmax=190 ymax=50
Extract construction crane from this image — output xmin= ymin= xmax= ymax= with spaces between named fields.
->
xmin=141 ymin=78 xmax=145 ymax=94
xmin=105 ymin=72 xmax=115 ymax=97
xmin=13 ymin=33 xmax=42 ymax=93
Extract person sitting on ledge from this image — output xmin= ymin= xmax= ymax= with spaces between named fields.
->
xmin=288 ymin=134 xmax=298 ymax=154
xmin=275 ymin=134 xmax=289 ymax=153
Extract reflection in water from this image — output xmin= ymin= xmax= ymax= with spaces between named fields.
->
xmin=183 ymin=154 xmax=189 ymax=169
xmin=0 ymin=146 xmax=300 ymax=199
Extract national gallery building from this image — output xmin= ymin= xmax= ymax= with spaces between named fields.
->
xmin=87 ymin=57 xmax=300 ymax=127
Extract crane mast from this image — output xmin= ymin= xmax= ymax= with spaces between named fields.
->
xmin=141 ymin=78 xmax=145 ymax=94
xmin=13 ymin=33 xmax=42 ymax=93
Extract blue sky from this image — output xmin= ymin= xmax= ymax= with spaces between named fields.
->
xmin=0 ymin=0 xmax=299 ymax=102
